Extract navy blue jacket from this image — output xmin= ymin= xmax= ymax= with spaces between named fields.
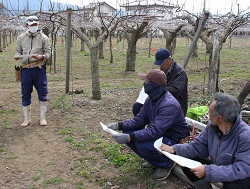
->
xmin=119 ymin=91 xmax=190 ymax=143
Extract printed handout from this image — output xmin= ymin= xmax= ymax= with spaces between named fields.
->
xmin=100 ymin=122 xmax=119 ymax=136
xmin=154 ymin=137 xmax=202 ymax=169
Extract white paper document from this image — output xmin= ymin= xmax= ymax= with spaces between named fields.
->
xmin=100 ymin=122 xmax=119 ymax=136
xmin=154 ymin=137 xmax=202 ymax=169
xmin=14 ymin=54 xmax=36 ymax=58
xmin=136 ymin=87 xmax=148 ymax=104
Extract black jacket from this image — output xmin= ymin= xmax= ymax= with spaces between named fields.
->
xmin=164 ymin=60 xmax=188 ymax=116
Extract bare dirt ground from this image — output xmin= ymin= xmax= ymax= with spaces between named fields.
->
xmin=0 ymin=79 xmax=193 ymax=189
xmin=0 ymin=82 xmax=80 ymax=189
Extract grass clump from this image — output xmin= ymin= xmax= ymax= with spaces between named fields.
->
xmin=42 ymin=177 xmax=64 ymax=187
xmin=103 ymin=144 xmax=143 ymax=174
xmin=33 ymin=173 xmax=42 ymax=181
xmin=50 ymin=94 xmax=72 ymax=110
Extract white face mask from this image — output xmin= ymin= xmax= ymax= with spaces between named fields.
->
xmin=28 ymin=26 xmax=39 ymax=33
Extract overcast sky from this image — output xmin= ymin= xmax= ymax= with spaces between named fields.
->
xmin=55 ymin=0 xmax=250 ymax=15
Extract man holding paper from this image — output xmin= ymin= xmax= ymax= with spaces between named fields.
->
xmin=161 ymin=93 xmax=250 ymax=189
xmin=106 ymin=69 xmax=190 ymax=181
xmin=14 ymin=15 xmax=51 ymax=127
xmin=132 ymin=48 xmax=188 ymax=116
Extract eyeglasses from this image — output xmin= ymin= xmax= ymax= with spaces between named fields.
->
xmin=27 ymin=19 xmax=39 ymax=22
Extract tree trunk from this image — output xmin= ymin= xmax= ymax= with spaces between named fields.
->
xmin=124 ymin=21 xmax=149 ymax=71
xmin=53 ymin=33 xmax=57 ymax=73
xmin=163 ymin=31 xmax=172 ymax=52
xmin=163 ymin=30 xmax=174 ymax=53
xmin=182 ymin=30 xmax=198 ymax=57
xmin=43 ymin=27 xmax=53 ymax=72
xmin=172 ymin=37 xmax=177 ymax=54
xmin=109 ymin=35 xmax=113 ymax=63
xmin=3 ymin=30 xmax=6 ymax=49
xmin=90 ymin=47 xmax=101 ymax=100
xmin=9 ymin=31 xmax=12 ymax=45
xmin=80 ymin=39 xmax=85 ymax=51
xmin=99 ymin=41 xmax=104 ymax=59
xmin=126 ymin=38 xmax=136 ymax=71
xmin=80 ymin=28 xmax=85 ymax=51
xmin=238 ymin=80 xmax=250 ymax=106
xmin=94 ymin=29 xmax=104 ymax=59
xmin=192 ymin=43 xmax=198 ymax=57
xmin=116 ymin=30 xmax=123 ymax=43
xmin=161 ymin=24 xmax=185 ymax=54
xmin=228 ymin=35 xmax=232 ymax=49
xmin=148 ymin=35 xmax=153 ymax=58
xmin=182 ymin=12 xmax=210 ymax=68
xmin=119 ymin=32 xmax=123 ymax=43
xmin=0 ymin=33 xmax=2 ymax=52
xmin=207 ymin=32 xmax=221 ymax=95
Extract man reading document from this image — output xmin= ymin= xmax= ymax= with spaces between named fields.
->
xmin=106 ymin=69 xmax=190 ymax=180
xmin=161 ymin=93 xmax=250 ymax=189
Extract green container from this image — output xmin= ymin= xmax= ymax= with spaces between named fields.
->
xmin=186 ymin=106 xmax=208 ymax=121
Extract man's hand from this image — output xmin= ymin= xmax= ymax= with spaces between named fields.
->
xmin=160 ymin=144 xmax=175 ymax=154
xmin=191 ymin=165 xmax=206 ymax=178
xmin=107 ymin=122 xmax=119 ymax=130
xmin=32 ymin=54 xmax=43 ymax=60
xmin=113 ymin=133 xmax=130 ymax=144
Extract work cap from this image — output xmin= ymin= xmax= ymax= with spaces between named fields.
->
xmin=26 ymin=15 xmax=39 ymax=26
xmin=138 ymin=69 xmax=167 ymax=86
xmin=154 ymin=48 xmax=171 ymax=65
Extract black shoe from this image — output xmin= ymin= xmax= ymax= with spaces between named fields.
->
xmin=141 ymin=161 xmax=155 ymax=168
xmin=152 ymin=162 xmax=176 ymax=180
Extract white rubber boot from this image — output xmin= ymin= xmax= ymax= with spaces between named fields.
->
xmin=21 ymin=105 xmax=31 ymax=127
xmin=40 ymin=101 xmax=47 ymax=126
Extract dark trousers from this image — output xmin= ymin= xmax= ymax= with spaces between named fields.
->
xmin=181 ymin=158 xmax=250 ymax=189
xmin=132 ymin=102 xmax=143 ymax=116
xmin=123 ymin=129 xmax=177 ymax=168
xmin=21 ymin=66 xmax=48 ymax=106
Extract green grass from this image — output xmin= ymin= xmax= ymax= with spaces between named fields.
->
xmin=42 ymin=177 xmax=64 ymax=187
xmin=60 ymin=127 xmax=74 ymax=135
xmin=103 ymin=144 xmax=132 ymax=167
xmin=0 ymin=109 xmax=17 ymax=115
xmin=49 ymin=94 xmax=72 ymax=110
xmin=60 ymin=125 xmax=155 ymax=188
xmin=33 ymin=173 xmax=42 ymax=181
xmin=75 ymin=181 xmax=87 ymax=189
xmin=2 ymin=117 xmax=9 ymax=128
